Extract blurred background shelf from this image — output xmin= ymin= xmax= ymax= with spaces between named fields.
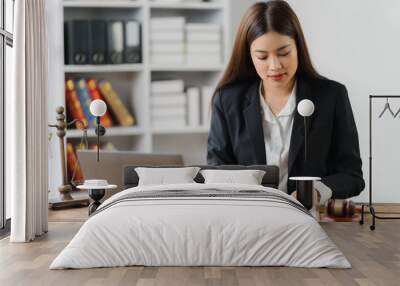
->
xmin=66 ymin=126 xmax=145 ymax=138
xmin=64 ymin=64 xmax=144 ymax=73
xmin=150 ymin=64 xmax=224 ymax=72
xmin=149 ymin=1 xmax=225 ymax=10
xmin=63 ymin=0 xmax=145 ymax=8
xmin=151 ymin=126 xmax=209 ymax=134
xmin=63 ymin=0 xmax=224 ymax=9
xmin=48 ymin=0 xmax=230 ymax=199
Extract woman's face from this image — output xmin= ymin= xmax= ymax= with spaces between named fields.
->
xmin=250 ymin=31 xmax=298 ymax=89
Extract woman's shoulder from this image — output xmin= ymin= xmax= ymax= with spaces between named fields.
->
xmin=305 ymin=75 xmax=346 ymax=93
xmin=302 ymin=75 xmax=350 ymax=107
xmin=216 ymin=79 xmax=259 ymax=104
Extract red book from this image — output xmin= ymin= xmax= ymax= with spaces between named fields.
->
xmin=86 ymin=79 xmax=113 ymax=128
xmin=98 ymin=80 xmax=135 ymax=126
xmin=66 ymin=143 xmax=84 ymax=184
xmin=65 ymin=79 xmax=88 ymax=129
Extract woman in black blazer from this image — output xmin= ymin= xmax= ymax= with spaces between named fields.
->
xmin=207 ymin=1 xmax=365 ymax=200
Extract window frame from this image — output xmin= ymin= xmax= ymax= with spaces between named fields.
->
xmin=0 ymin=0 xmax=13 ymax=234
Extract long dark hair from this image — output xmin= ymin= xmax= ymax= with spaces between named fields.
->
xmin=216 ymin=0 xmax=321 ymax=91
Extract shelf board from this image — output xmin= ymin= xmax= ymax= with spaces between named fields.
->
xmin=150 ymin=64 xmax=224 ymax=72
xmin=149 ymin=1 xmax=224 ymax=10
xmin=65 ymin=64 xmax=224 ymax=73
xmin=63 ymin=0 xmax=144 ymax=8
xmin=152 ymin=126 xmax=209 ymax=134
xmin=67 ymin=126 xmax=145 ymax=138
xmin=64 ymin=64 xmax=144 ymax=73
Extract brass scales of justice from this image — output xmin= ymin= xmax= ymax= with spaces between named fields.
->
xmin=48 ymin=106 xmax=89 ymax=209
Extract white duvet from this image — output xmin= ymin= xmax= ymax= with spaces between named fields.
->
xmin=50 ymin=183 xmax=351 ymax=269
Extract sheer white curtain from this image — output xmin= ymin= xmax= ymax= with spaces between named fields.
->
xmin=8 ymin=0 xmax=48 ymax=242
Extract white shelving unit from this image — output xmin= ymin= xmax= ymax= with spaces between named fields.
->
xmin=67 ymin=126 xmax=145 ymax=138
xmin=150 ymin=64 xmax=224 ymax=72
xmin=60 ymin=0 xmax=230 ymax=168
xmin=64 ymin=64 xmax=144 ymax=73
xmin=149 ymin=1 xmax=225 ymax=10
xmin=63 ymin=0 xmax=145 ymax=8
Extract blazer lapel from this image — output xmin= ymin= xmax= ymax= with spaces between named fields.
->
xmin=243 ymin=80 xmax=266 ymax=165
xmin=288 ymin=76 xmax=314 ymax=176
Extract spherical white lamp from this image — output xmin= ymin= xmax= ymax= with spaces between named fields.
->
xmin=297 ymin=99 xmax=315 ymax=162
xmin=89 ymin=99 xmax=107 ymax=162
xmin=297 ymin=99 xmax=315 ymax=117
xmin=90 ymin=99 xmax=107 ymax=117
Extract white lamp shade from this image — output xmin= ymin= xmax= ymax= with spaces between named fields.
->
xmin=297 ymin=99 xmax=314 ymax=117
xmin=90 ymin=99 xmax=107 ymax=117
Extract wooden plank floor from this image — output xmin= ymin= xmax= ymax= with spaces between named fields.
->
xmin=1 ymin=208 xmax=399 ymax=286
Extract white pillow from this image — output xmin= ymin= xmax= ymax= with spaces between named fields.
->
xmin=200 ymin=169 xmax=266 ymax=185
xmin=135 ymin=167 xmax=201 ymax=186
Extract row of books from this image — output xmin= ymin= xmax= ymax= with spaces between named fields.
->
xmin=150 ymin=79 xmax=214 ymax=128
xmin=65 ymin=78 xmax=135 ymax=129
xmin=186 ymin=23 xmax=221 ymax=65
xmin=64 ymin=20 xmax=141 ymax=65
xmin=150 ymin=17 xmax=222 ymax=65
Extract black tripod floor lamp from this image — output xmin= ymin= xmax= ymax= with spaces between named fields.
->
xmin=359 ymin=95 xmax=400 ymax=230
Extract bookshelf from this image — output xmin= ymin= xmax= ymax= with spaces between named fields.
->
xmin=64 ymin=64 xmax=144 ymax=73
xmin=66 ymin=126 xmax=145 ymax=138
xmin=63 ymin=0 xmax=146 ymax=8
xmin=149 ymin=2 xmax=225 ymax=10
xmin=150 ymin=64 xmax=224 ymax=72
xmin=48 ymin=0 xmax=230 ymax=198
xmin=151 ymin=126 xmax=209 ymax=134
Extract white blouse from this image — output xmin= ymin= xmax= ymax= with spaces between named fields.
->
xmin=259 ymin=81 xmax=296 ymax=193
xmin=258 ymin=81 xmax=332 ymax=204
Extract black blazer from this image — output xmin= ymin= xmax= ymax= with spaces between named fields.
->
xmin=207 ymin=75 xmax=365 ymax=199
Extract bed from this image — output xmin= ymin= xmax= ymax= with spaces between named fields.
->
xmin=50 ymin=165 xmax=350 ymax=269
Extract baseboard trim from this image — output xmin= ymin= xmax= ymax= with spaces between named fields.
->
xmin=355 ymin=203 xmax=400 ymax=213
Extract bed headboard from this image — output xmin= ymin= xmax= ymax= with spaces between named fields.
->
xmin=123 ymin=165 xmax=280 ymax=189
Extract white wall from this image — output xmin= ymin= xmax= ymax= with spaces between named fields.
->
xmin=231 ymin=0 xmax=400 ymax=203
